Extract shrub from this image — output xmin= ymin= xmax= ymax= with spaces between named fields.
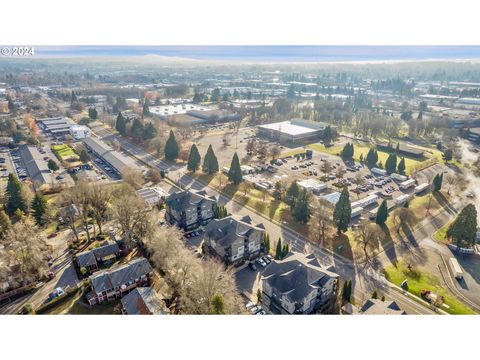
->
xmin=21 ymin=303 xmax=34 ymax=314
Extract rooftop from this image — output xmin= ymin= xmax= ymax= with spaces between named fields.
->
xmin=258 ymin=119 xmax=328 ymax=136
xmin=121 ymin=287 xmax=169 ymax=315
xmin=360 ymin=298 xmax=406 ymax=315
xmin=204 ymin=215 xmax=265 ymax=248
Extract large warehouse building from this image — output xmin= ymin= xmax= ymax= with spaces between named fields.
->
xmin=257 ymin=119 xmax=329 ymax=144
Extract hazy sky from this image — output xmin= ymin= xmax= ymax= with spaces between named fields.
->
xmin=25 ymin=46 xmax=480 ymax=62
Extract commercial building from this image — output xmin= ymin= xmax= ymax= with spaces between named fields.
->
xmin=17 ymin=144 xmax=53 ymax=189
xmin=297 ymin=179 xmax=328 ymax=194
xmin=257 ymin=119 xmax=329 ymax=145
xmin=150 ymin=104 xmax=239 ymax=125
xmin=203 ymin=215 xmax=265 ymax=265
xmin=37 ymin=116 xmax=76 ymax=138
xmin=321 ymin=191 xmax=341 ymax=206
xmin=82 ymin=136 xmax=140 ymax=176
xmin=137 ymin=187 xmax=169 ymax=207
xmin=69 ymin=125 xmax=90 ymax=140
xmin=261 ymin=252 xmax=339 ymax=314
xmin=165 ymin=189 xmax=217 ymax=231
xmin=351 ymin=194 xmax=379 ymax=209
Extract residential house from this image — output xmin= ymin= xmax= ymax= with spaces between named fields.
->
xmin=86 ymin=257 xmax=153 ymax=305
xmin=360 ymin=298 xmax=406 ymax=315
xmin=203 ymin=215 xmax=265 ymax=265
xmin=121 ymin=287 xmax=169 ymax=315
xmin=261 ymin=252 xmax=339 ymax=314
xmin=165 ymin=189 xmax=217 ymax=231
xmin=75 ymin=241 xmax=120 ymax=273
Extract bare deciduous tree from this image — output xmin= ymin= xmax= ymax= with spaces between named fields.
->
xmin=309 ymin=198 xmax=334 ymax=246
xmin=354 ymin=221 xmax=384 ymax=262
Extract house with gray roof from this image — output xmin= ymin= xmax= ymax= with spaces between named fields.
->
xmin=121 ymin=287 xmax=169 ymax=315
xmin=360 ymin=298 xmax=406 ymax=315
xmin=261 ymin=252 xmax=339 ymax=314
xmin=75 ymin=241 xmax=120 ymax=273
xmin=86 ymin=257 xmax=153 ymax=305
xmin=165 ymin=189 xmax=217 ymax=231
xmin=203 ymin=215 xmax=265 ymax=265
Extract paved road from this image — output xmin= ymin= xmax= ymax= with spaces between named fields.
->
xmin=90 ymin=123 xmax=445 ymax=314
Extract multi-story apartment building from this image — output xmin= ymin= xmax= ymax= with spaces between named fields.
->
xmin=203 ymin=215 xmax=265 ymax=265
xmin=86 ymin=258 xmax=153 ymax=305
xmin=261 ymin=252 xmax=339 ymax=314
xmin=165 ymin=189 xmax=217 ymax=231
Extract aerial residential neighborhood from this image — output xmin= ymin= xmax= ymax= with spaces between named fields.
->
xmin=1 ymin=46 xmax=480 ymax=321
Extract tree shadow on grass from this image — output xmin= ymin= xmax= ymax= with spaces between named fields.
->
xmin=329 ymin=232 xmax=354 ymax=262
xmin=433 ymin=191 xmax=457 ymax=216
xmin=380 ymin=226 xmax=398 ymax=265
xmin=268 ymin=199 xmax=282 ymax=220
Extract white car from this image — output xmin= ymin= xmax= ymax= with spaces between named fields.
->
xmin=245 ymin=302 xmax=255 ymax=310
xmin=255 ymin=310 xmax=266 ymax=315
xmin=249 ymin=305 xmax=260 ymax=314
xmin=256 ymin=258 xmax=267 ymax=267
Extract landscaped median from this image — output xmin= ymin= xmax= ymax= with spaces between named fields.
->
xmin=383 ymin=260 xmax=476 ymax=314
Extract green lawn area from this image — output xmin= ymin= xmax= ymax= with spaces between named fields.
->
xmin=384 ymin=260 xmax=476 ymax=314
xmin=67 ymin=299 xmax=121 ymax=314
xmin=306 ymin=141 xmax=438 ymax=175
xmin=279 ymin=148 xmax=306 ymax=158
xmin=433 ymin=222 xmax=451 ymax=243
xmin=52 ymin=144 xmax=78 ymax=161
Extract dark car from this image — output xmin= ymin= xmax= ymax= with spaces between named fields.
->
xmin=248 ymin=262 xmax=257 ymax=271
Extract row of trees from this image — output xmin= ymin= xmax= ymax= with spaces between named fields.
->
xmin=115 ymin=112 xmax=157 ymax=142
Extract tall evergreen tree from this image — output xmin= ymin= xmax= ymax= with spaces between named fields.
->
xmin=263 ymin=233 xmax=270 ymax=254
xmin=142 ymin=122 xmax=157 ymax=141
xmin=397 ymin=157 xmax=406 ymax=174
xmin=142 ymin=102 xmax=150 ymax=117
xmin=385 ymin=153 xmax=397 ymax=174
xmin=446 ymin=204 xmax=477 ymax=247
xmin=202 ymin=144 xmax=219 ymax=174
xmin=285 ymin=181 xmax=300 ymax=208
xmin=115 ymin=112 xmax=126 ymax=135
xmin=341 ymin=142 xmax=354 ymax=159
xmin=293 ymin=189 xmax=311 ymax=223
xmin=48 ymin=159 xmax=59 ymax=172
xmin=88 ymin=107 xmax=98 ymax=120
xmin=227 ymin=152 xmax=243 ymax=185
xmin=31 ymin=193 xmax=48 ymax=226
xmin=272 ymin=181 xmax=284 ymax=200
xmin=275 ymin=238 xmax=283 ymax=260
xmin=366 ymin=148 xmax=378 ymax=167
xmin=323 ymin=125 xmax=333 ymax=145
xmin=432 ymin=173 xmax=443 ymax=192
xmin=375 ymin=199 xmax=389 ymax=226
xmin=187 ymin=144 xmax=201 ymax=172
xmin=5 ymin=173 xmax=28 ymax=216
xmin=333 ymin=187 xmax=352 ymax=233
xmin=164 ymin=130 xmax=179 ymax=161
xmin=130 ymin=118 xmax=145 ymax=142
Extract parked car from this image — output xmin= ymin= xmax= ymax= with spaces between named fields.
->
xmin=248 ymin=262 xmax=257 ymax=271
xmin=48 ymin=287 xmax=65 ymax=301
xmin=262 ymin=256 xmax=271 ymax=264
xmin=256 ymin=258 xmax=267 ymax=267
xmin=249 ymin=305 xmax=261 ymax=314
xmin=245 ymin=302 xmax=256 ymax=310
xmin=255 ymin=310 xmax=266 ymax=315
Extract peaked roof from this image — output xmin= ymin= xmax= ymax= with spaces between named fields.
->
xmin=360 ymin=298 xmax=406 ymax=315
xmin=121 ymin=287 xmax=169 ymax=315
xmin=204 ymin=215 xmax=265 ymax=248
xmin=89 ymin=258 xmax=152 ymax=294
xmin=165 ymin=189 xmax=216 ymax=212
xmin=262 ymin=252 xmax=338 ymax=303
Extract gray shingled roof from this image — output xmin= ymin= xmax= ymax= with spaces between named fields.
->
xmin=76 ymin=241 xmax=119 ymax=268
xmin=360 ymin=298 xmax=406 ymax=315
xmin=89 ymin=258 xmax=152 ymax=294
xmin=204 ymin=215 xmax=264 ymax=248
xmin=121 ymin=287 xmax=168 ymax=315
xmin=262 ymin=252 xmax=338 ymax=303
xmin=166 ymin=189 xmax=216 ymax=213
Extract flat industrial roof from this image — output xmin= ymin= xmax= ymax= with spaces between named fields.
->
xmin=258 ymin=120 xmax=322 ymax=136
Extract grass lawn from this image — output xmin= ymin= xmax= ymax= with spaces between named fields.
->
xmin=306 ymin=141 xmax=437 ymax=175
xmin=52 ymin=144 xmax=78 ymax=161
xmin=279 ymin=148 xmax=307 ymax=158
xmin=433 ymin=222 xmax=450 ymax=243
xmin=67 ymin=299 xmax=121 ymax=314
xmin=384 ymin=260 xmax=476 ymax=314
